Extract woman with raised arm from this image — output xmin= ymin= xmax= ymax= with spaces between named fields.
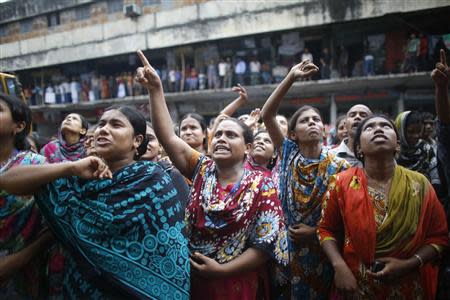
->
xmin=0 ymin=105 xmax=190 ymax=300
xmin=135 ymin=50 xmax=288 ymax=300
xmin=318 ymin=114 xmax=448 ymax=299
xmin=41 ymin=112 xmax=89 ymax=163
xmin=261 ymin=61 xmax=348 ymax=299
xmin=0 ymin=93 xmax=53 ymax=298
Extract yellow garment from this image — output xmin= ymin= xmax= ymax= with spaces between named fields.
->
xmin=376 ymin=165 xmax=426 ymax=255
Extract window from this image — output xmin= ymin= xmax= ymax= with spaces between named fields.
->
xmin=75 ymin=5 xmax=91 ymax=21
xmin=143 ymin=0 xmax=161 ymax=6
xmin=108 ymin=0 xmax=123 ymax=14
xmin=0 ymin=25 xmax=7 ymax=37
xmin=20 ymin=19 xmax=33 ymax=33
xmin=47 ymin=12 xmax=60 ymax=27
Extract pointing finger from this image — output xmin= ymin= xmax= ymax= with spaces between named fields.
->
xmin=137 ymin=50 xmax=150 ymax=67
xmin=440 ymin=49 xmax=447 ymax=66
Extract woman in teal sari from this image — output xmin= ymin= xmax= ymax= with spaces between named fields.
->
xmin=0 ymin=105 xmax=190 ymax=299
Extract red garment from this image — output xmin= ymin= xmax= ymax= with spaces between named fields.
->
xmin=186 ymin=154 xmax=288 ymax=300
xmin=318 ymin=166 xmax=448 ymax=299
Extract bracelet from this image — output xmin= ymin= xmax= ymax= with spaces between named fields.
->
xmin=413 ymin=254 xmax=424 ymax=268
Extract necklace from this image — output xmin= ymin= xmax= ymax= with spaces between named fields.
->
xmin=364 ymin=171 xmax=393 ymax=198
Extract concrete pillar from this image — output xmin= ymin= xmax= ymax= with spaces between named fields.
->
xmin=396 ymin=92 xmax=405 ymax=115
xmin=330 ymin=94 xmax=337 ymax=125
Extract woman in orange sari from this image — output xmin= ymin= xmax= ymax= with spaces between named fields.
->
xmin=318 ymin=114 xmax=448 ymax=299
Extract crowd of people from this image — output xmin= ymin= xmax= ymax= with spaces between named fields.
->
xmin=0 ymin=49 xmax=449 ymax=300
xmin=24 ymin=33 xmax=450 ymax=106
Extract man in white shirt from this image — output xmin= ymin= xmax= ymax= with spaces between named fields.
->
xmin=330 ymin=104 xmax=372 ymax=167
xmin=235 ymin=58 xmax=246 ymax=85
xmin=249 ymin=58 xmax=261 ymax=85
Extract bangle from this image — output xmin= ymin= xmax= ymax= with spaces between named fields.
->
xmin=413 ymin=254 xmax=424 ymax=268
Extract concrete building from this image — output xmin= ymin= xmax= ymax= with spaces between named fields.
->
xmin=1 ymin=0 xmax=449 ymax=135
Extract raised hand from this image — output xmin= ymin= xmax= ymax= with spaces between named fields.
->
xmin=135 ymin=50 xmax=162 ymax=91
xmin=289 ymin=60 xmax=319 ymax=80
xmin=432 ymin=49 xmax=449 ymax=87
xmin=231 ymin=84 xmax=248 ymax=102
xmin=244 ymin=108 xmax=261 ymax=129
xmin=70 ymin=156 xmax=112 ymax=179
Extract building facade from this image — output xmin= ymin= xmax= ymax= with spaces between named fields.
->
xmin=1 ymin=0 xmax=449 ymax=135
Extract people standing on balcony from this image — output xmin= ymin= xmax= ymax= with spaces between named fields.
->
xmin=135 ymin=50 xmax=288 ymax=300
xmin=175 ymin=69 xmax=182 ymax=92
xmin=0 ymin=105 xmax=191 ymax=300
xmin=338 ymin=45 xmax=349 ymax=78
xmin=224 ymin=57 xmax=233 ymax=88
xmin=418 ymin=33 xmax=429 ymax=71
xmin=61 ymin=79 xmax=70 ymax=103
xmin=81 ymin=80 xmax=90 ymax=102
xmin=272 ymin=62 xmax=288 ymax=83
xmin=261 ymin=61 xmax=272 ymax=84
xmin=44 ymin=84 xmax=55 ymax=104
xmin=319 ymin=113 xmax=448 ymax=300
xmin=218 ymin=58 xmax=227 ymax=88
xmin=395 ymin=110 xmax=440 ymax=189
xmin=207 ymin=60 xmax=219 ymax=89
xmin=54 ymin=82 xmax=62 ymax=104
xmin=186 ymin=67 xmax=199 ymax=91
xmin=320 ymin=47 xmax=331 ymax=79
xmin=0 ymin=93 xmax=53 ymax=299
xmin=70 ymin=77 xmax=80 ymax=103
xmin=100 ymin=75 xmax=110 ymax=99
xmin=404 ymin=33 xmax=420 ymax=73
xmin=109 ymin=75 xmax=117 ymax=99
xmin=235 ymin=57 xmax=247 ymax=85
xmin=363 ymin=49 xmax=375 ymax=76
xmin=261 ymin=60 xmax=348 ymax=299
xmin=198 ymin=69 xmax=207 ymax=90
xmin=249 ymin=57 xmax=261 ymax=85
xmin=90 ymin=73 xmax=100 ymax=100
xmin=168 ymin=68 xmax=176 ymax=92
xmin=117 ymin=78 xmax=126 ymax=98
xmin=160 ymin=67 xmax=168 ymax=92
xmin=330 ymin=104 xmax=373 ymax=167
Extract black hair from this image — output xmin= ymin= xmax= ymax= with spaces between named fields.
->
xmin=288 ymin=105 xmax=322 ymax=132
xmin=62 ymin=113 xmax=89 ymax=137
xmin=404 ymin=111 xmax=423 ymax=129
xmin=332 ymin=115 xmax=347 ymax=145
xmin=421 ymin=112 xmax=434 ymax=121
xmin=178 ymin=113 xmax=208 ymax=152
xmin=0 ymin=92 xmax=32 ymax=151
xmin=353 ymin=114 xmax=399 ymax=163
xmin=105 ymin=105 xmax=148 ymax=160
xmin=253 ymin=129 xmax=277 ymax=170
xmin=221 ymin=117 xmax=254 ymax=145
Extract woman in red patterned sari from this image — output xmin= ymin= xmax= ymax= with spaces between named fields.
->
xmin=318 ymin=115 xmax=448 ymax=299
xmin=136 ymin=50 xmax=288 ymax=299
